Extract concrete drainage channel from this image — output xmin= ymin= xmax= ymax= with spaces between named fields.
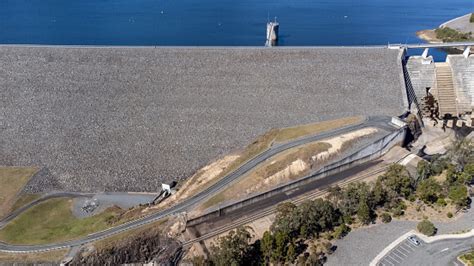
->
xmin=186 ymin=117 xmax=407 ymax=227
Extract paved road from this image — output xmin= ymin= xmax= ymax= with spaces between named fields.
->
xmin=0 ymin=116 xmax=399 ymax=253
xmin=391 ymin=42 xmax=474 ymax=49
xmin=379 ymin=236 xmax=474 ymax=266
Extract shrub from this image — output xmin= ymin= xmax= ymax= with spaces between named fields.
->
xmin=381 ymin=213 xmax=392 ymax=223
xmin=417 ymin=219 xmax=437 ymax=236
xmin=470 ymin=13 xmax=474 ymax=23
xmin=448 ymin=184 xmax=469 ymax=208
xmin=436 ymin=197 xmax=447 ymax=207
xmin=333 ymin=223 xmax=351 ymax=239
xmin=392 ymin=206 xmax=405 ymax=217
xmin=447 ymin=212 xmax=453 ymax=218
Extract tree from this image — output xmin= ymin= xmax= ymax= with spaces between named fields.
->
xmin=357 ymin=200 xmax=372 ymax=225
xmin=379 ymin=164 xmax=413 ymax=198
xmin=416 ymin=161 xmax=432 ymax=182
xmin=272 ymin=230 xmax=290 ymax=263
xmin=448 ymin=138 xmax=474 ymax=170
xmin=372 ymin=179 xmax=387 ymax=207
xmin=209 ymin=227 xmax=253 ymax=266
xmin=340 ymin=182 xmax=372 ymax=216
xmin=416 ymin=178 xmax=441 ymax=203
xmin=272 ymin=202 xmax=299 ymax=237
xmin=286 ymin=242 xmax=297 ymax=263
xmin=327 ymin=185 xmax=343 ymax=207
xmin=333 ymin=223 xmax=351 ymax=239
xmin=448 ymin=184 xmax=469 ymax=208
xmin=260 ymin=231 xmax=274 ymax=264
xmin=417 ymin=219 xmax=437 ymax=236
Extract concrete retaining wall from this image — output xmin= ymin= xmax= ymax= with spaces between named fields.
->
xmin=187 ymin=123 xmax=407 ymax=227
xmin=405 ymin=56 xmax=435 ymax=102
xmin=447 ymin=54 xmax=474 ymax=112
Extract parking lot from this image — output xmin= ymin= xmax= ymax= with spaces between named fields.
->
xmin=378 ymin=236 xmax=424 ymax=266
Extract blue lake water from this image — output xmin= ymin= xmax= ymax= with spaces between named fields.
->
xmin=0 ymin=0 xmax=473 ymax=59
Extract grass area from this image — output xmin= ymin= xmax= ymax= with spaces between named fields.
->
xmin=0 ymin=198 xmax=122 ymax=245
xmin=274 ymin=116 xmax=362 ymax=143
xmin=460 ymin=249 xmax=474 ymax=266
xmin=435 ymin=27 xmax=474 ymax=42
xmin=0 ymin=249 xmax=68 ymax=263
xmin=10 ymin=193 xmax=42 ymax=212
xmin=0 ymin=167 xmax=37 ymax=218
xmin=202 ymin=141 xmax=332 ymax=209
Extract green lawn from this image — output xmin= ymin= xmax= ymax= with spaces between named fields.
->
xmin=0 ymin=198 xmax=121 ymax=245
xmin=10 ymin=193 xmax=41 ymax=212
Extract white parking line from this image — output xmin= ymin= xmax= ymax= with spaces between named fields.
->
xmin=381 ymin=258 xmax=395 ymax=266
xmin=387 ymin=255 xmax=401 ymax=264
xmin=394 ymin=249 xmax=408 ymax=258
xmin=402 ymin=242 xmax=416 ymax=250
xmin=397 ymin=244 xmax=411 ymax=254
xmin=391 ymin=250 xmax=405 ymax=261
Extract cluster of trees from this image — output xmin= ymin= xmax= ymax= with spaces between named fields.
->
xmin=415 ymin=138 xmax=473 ymax=210
xmin=197 ymin=139 xmax=473 ymax=265
xmin=435 ymin=27 xmax=474 ymax=42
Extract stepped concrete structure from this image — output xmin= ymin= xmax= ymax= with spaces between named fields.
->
xmin=404 ymin=50 xmax=474 ymax=120
xmin=435 ymin=62 xmax=458 ymax=117
xmin=1 ymin=46 xmax=406 ymax=193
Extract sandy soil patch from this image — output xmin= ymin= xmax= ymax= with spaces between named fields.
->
xmin=416 ymin=29 xmax=442 ymax=43
xmin=397 ymin=200 xmax=458 ymax=223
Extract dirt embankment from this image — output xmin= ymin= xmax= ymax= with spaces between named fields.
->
xmin=71 ymin=223 xmax=181 ymax=265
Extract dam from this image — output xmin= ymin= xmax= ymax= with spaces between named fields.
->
xmin=0 ymin=46 xmax=418 ymax=192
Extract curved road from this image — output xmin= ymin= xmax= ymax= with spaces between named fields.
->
xmin=0 ymin=192 xmax=94 ymax=229
xmin=0 ymin=116 xmax=400 ymax=253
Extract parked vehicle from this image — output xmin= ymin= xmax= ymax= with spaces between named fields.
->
xmin=407 ymin=235 xmax=420 ymax=246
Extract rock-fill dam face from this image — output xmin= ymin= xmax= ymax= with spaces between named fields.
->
xmin=0 ymin=47 xmax=406 ymax=192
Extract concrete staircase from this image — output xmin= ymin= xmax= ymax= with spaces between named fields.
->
xmin=435 ymin=63 xmax=458 ymax=117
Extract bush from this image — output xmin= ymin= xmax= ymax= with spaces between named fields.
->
xmin=436 ymin=197 xmax=447 ymax=207
xmin=416 ymin=178 xmax=442 ymax=203
xmin=448 ymin=185 xmax=469 ymax=208
xmin=447 ymin=212 xmax=453 ymax=218
xmin=333 ymin=223 xmax=351 ymax=239
xmin=470 ymin=13 xmax=474 ymax=23
xmin=381 ymin=213 xmax=392 ymax=223
xmin=417 ymin=219 xmax=437 ymax=236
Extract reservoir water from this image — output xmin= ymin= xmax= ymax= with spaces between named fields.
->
xmin=0 ymin=0 xmax=473 ymax=59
